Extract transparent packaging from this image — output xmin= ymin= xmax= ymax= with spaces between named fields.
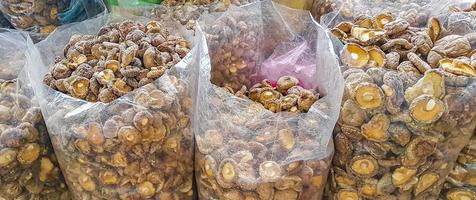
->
xmin=321 ymin=0 xmax=451 ymax=28
xmin=194 ymin=1 xmax=343 ymax=199
xmin=310 ymin=0 xmax=344 ymax=23
xmin=0 ymin=0 xmax=106 ymax=41
xmin=25 ymin=16 xmax=198 ymax=199
xmin=324 ymin=1 xmax=476 ymax=199
xmin=443 ymin=133 xmax=476 ymax=199
xmin=0 ymin=30 xmax=69 ymax=200
xmin=436 ymin=2 xmax=476 ymax=199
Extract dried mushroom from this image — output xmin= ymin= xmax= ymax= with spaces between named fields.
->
xmin=39 ymin=20 xmax=193 ymax=199
xmin=349 ymin=155 xmax=379 ymax=178
xmin=259 ymin=161 xmax=282 ymax=181
xmin=368 ymin=47 xmax=386 ymax=67
xmin=0 ymin=0 xmax=67 ymax=36
xmin=336 ymin=189 xmax=359 ymax=200
xmin=392 ymin=167 xmax=417 ymax=187
xmin=443 ymin=133 xmax=476 ymax=199
xmin=440 ymin=58 xmax=476 ymax=77
xmin=414 ymin=173 xmax=438 ymax=196
xmin=330 ymin=9 xmax=476 ymax=199
xmin=446 ymin=189 xmax=476 ymax=200
xmin=361 ymin=114 xmax=389 ymax=142
xmin=0 ymin=80 xmax=69 ymax=199
xmin=409 ymin=95 xmax=445 ymax=124
xmin=353 ymin=82 xmax=384 ymax=109
xmin=43 ymin=20 xmax=190 ymax=103
xmin=341 ymin=43 xmax=370 ymax=68
xmin=223 ymin=76 xmax=319 ymax=113
xmin=375 ymin=13 xmax=394 ymax=29
xmin=404 ymin=70 xmax=445 ymax=103
xmin=427 ymin=17 xmax=442 ymax=43
xmin=197 ymin=74 xmax=327 ymax=198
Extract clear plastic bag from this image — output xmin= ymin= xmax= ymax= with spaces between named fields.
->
xmin=320 ymin=0 xmax=451 ymax=28
xmin=194 ymin=1 xmax=343 ymax=199
xmin=258 ymin=40 xmax=318 ymax=90
xmin=433 ymin=1 xmax=476 ymax=37
xmin=0 ymin=0 xmax=106 ymax=41
xmin=442 ymin=133 xmax=476 ymax=199
xmin=25 ymin=15 xmax=198 ymax=199
xmin=134 ymin=0 xmax=260 ymax=33
xmin=434 ymin=2 xmax=476 ymax=199
xmin=325 ymin=1 xmax=476 ymax=199
xmin=0 ymin=30 xmax=27 ymax=80
xmin=0 ymin=30 xmax=69 ymax=200
xmin=310 ymin=0 xmax=344 ymax=23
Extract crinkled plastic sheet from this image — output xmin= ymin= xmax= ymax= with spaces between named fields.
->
xmin=0 ymin=0 xmax=107 ymax=42
xmin=25 ymin=15 xmax=198 ymax=199
xmin=0 ymin=29 xmax=27 ymax=80
xmin=0 ymin=30 xmax=69 ymax=200
xmin=309 ymin=0 xmax=344 ymax=23
xmin=433 ymin=1 xmax=476 ymax=38
xmin=258 ymin=40 xmax=319 ymax=90
xmin=194 ymin=1 xmax=343 ymax=199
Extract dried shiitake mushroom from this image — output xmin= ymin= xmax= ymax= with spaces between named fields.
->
xmin=0 ymin=0 xmax=66 ymax=36
xmin=223 ymin=76 xmax=319 ymax=113
xmin=353 ymin=82 xmax=384 ymax=109
xmin=197 ymin=74 xmax=328 ymax=199
xmin=404 ymin=70 xmax=445 ymax=103
xmin=446 ymin=189 xmax=476 ymax=200
xmin=341 ymin=43 xmax=370 ymax=68
xmin=0 ymin=80 xmax=69 ymax=199
xmin=38 ymin=20 xmax=194 ymax=200
xmin=43 ymin=20 xmax=191 ymax=103
xmin=349 ymin=155 xmax=379 ymax=178
xmin=440 ymin=58 xmax=476 ymax=77
xmin=330 ymin=9 xmax=476 ymax=199
xmin=409 ymin=95 xmax=445 ymax=124
xmin=361 ymin=114 xmax=389 ymax=142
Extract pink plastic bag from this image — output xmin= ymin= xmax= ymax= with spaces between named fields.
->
xmin=258 ymin=40 xmax=318 ymax=90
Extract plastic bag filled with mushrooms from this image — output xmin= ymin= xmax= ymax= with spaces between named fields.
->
xmin=115 ymin=0 xmax=260 ymax=35
xmin=320 ymin=0 xmax=453 ymax=28
xmin=430 ymin=2 xmax=476 ymax=199
xmin=324 ymin=1 xmax=476 ymax=200
xmin=24 ymin=15 xmax=198 ymax=199
xmin=0 ymin=0 xmax=107 ymax=42
xmin=194 ymin=1 xmax=344 ymax=199
xmin=150 ymin=0 xmax=341 ymax=34
xmin=0 ymin=30 xmax=70 ymax=199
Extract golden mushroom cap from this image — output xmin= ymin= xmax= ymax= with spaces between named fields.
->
xmin=341 ymin=43 xmax=370 ymax=68
xmin=409 ymin=95 xmax=445 ymax=124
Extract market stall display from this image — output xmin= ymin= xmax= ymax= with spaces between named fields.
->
xmin=0 ymin=30 xmax=69 ymax=200
xmin=326 ymin=2 xmax=476 ymax=199
xmin=25 ymin=16 xmax=197 ymax=199
xmin=0 ymin=0 xmax=471 ymax=199
xmin=194 ymin=1 xmax=343 ymax=199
